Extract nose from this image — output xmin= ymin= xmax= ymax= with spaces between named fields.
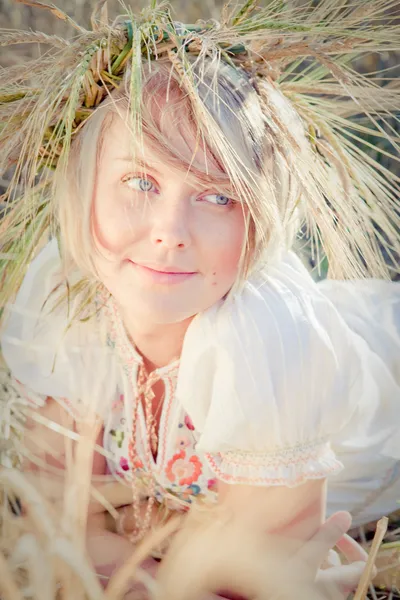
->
xmin=150 ymin=201 xmax=191 ymax=250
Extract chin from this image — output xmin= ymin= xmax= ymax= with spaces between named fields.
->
xmin=111 ymin=284 xmax=226 ymax=325
xmin=135 ymin=292 xmax=217 ymax=323
xmin=137 ymin=305 xmax=199 ymax=326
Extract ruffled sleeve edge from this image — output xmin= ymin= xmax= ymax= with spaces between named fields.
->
xmin=203 ymin=439 xmax=343 ymax=488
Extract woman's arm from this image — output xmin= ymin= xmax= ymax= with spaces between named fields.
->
xmin=21 ymin=396 xmax=135 ymax=512
xmin=156 ymin=478 xmax=328 ymax=600
xmin=21 ymin=396 xmax=164 ymax=591
xmin=22 ymin=396 xmax=105 ymax=474
xmin=217 ymin=478 xmax=326 ymax=540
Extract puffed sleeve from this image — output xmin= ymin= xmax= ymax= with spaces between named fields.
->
xmin=176 ymin=252 xmax=400 ymax=487
xmin=0 ymin=239 xmax=119 ymax=421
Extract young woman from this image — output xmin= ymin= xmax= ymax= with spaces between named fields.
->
xmin=1 ymin=2 xmax=399 ymax=597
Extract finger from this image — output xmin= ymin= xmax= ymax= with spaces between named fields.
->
xmin=317 ymin=561 xmax=367 ymax=591
xmin=296 ymin=512 xmax=352 ymax=567
xmin=322 ymin=549 xmax=342 ymax=569
xmin=336 ymin=534 xmax=368 ymax=563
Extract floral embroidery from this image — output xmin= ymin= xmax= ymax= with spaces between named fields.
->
xmin=184 ymin=415 xmax=195 ymax=431
xmin=166 ymin=450 xmax=203 ymax=485
xmin=115 ymin=455 xmax=144 ymax=477
xmin=175 ymin=435 xmax=191 ymax=450
xmin=207 ymin=478 xmax=218 ymax=492
xmin=106 ymin=334 xmax=116 ymax=349
xmin=166 ymin=483 xmax=202 ymax=504
xmin=119 ymin=456 xmax=129 ymax=471
xmin=110 ymin=429 xmax=125 ymax=448
xmin=188 ymin=484 xmax=201 ymax=495
xmin=163 ymin=494 xmax=191 ymax=512
xmin=132 ymin=457 xmax=144 ymax=469
xmin=103 ymin=302 xmax=220 ymax=513
xmin=112 ymin=393 xmax=124 ymax=411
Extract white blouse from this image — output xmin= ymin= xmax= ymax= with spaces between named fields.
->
xmin=1 ymin=239 xmax=400 ymax=524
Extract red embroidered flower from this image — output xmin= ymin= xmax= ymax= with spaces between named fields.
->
xmin=207 ymin=478 xmax=218 ymax=492
xmin=132 ymin=457 xmax=143 ymax=469
xmin=184 ymin=415 xmax=195 ymax=431
xmin=119 ymin=457 xmax=129 ymax=471
xmin=166 ymin=450 xmax=202 ymax=485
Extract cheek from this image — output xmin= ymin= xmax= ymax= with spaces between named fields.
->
xmin=203 ymin=218 xmax=246 ymax=285
xmin=210 ymin=246 xmax=242 ymax=286
xmin=92 ymin=187 xmax=138 ymax=255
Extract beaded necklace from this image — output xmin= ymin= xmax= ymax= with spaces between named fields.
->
xmin=103 ymin=293 xmax=179 ymax=542
xmin=127 ymin=362 xmax=165 ymax=542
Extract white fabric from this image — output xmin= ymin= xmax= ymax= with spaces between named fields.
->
xmin=0 ymin=239 xmax=119 ymax=420
xmin=1 ymin=241 xmax=400 ymax=518
xmin=176 ymin=253 xmax=400 ymax=486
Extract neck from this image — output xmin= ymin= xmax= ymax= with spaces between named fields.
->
xmin=121 ymin=313 xmax=194 ymax=371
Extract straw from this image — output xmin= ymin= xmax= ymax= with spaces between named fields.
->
xmin=354 ymin=516 xmax=389 ymax=600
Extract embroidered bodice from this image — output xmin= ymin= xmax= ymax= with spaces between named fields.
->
xmin=103 ymin=295 xmax=219 ymax=511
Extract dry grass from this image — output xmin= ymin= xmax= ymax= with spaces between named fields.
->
xmin=0 ymin=465 xmax=392 ymax=600
xmin=0 ymin=390 xmax=399 ymax=600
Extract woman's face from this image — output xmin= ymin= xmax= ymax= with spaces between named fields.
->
xmin=92 ymin=114 xmax=246 ymax=326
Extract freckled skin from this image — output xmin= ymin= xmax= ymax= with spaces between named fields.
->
xmin=92 ymin=114 xmax=246 ymax=331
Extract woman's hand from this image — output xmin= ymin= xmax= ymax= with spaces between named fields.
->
xmin=315 ymin=516 xmax=369 ymax=596
xmin=291 ymin=511 xmax=368 ymax=598
xmin=155 ymin=509 xmax=368 ymax=600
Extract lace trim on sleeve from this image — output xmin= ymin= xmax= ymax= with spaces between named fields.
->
xmin=204 ymin=439 xmax=343 ymax=488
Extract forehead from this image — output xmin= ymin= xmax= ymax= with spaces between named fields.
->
xmin=100 ymin=99 xmax=226 ymax=180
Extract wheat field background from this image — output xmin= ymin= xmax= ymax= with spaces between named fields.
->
xmin=0 ymin=0 xmax=225 ymax=37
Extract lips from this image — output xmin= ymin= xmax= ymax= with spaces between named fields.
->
xmin=137 ymin=263 xmax=196 ymax=275
xmin=129 ymin=261 xmax=197 ymax=285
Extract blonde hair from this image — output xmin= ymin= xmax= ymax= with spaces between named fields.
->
xmin=56 ymin=57 xmax=304 ymax=300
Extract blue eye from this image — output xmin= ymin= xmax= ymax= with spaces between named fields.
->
xmin=202 ymin=194 xmax=231 ymax=206
xmin=124 ymin=176 xmax=155 ymax=192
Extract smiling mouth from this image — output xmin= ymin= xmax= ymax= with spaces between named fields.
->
xmin=130 ymin=261 xmax=197 ymax=284
xmin=139 ymin=264 xmax=196 ymax=275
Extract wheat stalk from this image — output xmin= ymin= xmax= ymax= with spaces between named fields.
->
xmin=354 ymin=517 xmax=389 ymax=600
xmin=0 ymin=30 xmax=70 ymax=47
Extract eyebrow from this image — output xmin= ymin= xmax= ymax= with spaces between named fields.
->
xmin=115 ymin=155 xmax=234 ymax=193
xmin=115 ymin=156 xmax=161 ymax=175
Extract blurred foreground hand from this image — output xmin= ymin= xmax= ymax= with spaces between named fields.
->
xmin=155 ymin=510 xmax=368 ymax=600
